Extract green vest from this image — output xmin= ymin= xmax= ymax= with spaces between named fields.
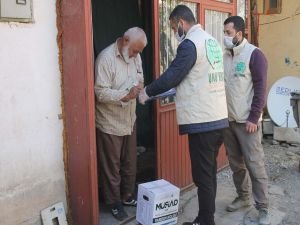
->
xmin=223 ymin=39 xmax=260 ymax=122
xmin=175 ymin=24 xmax=228 ymax=125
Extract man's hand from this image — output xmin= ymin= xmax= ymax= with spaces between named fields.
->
xmin=245 ymin=121 xmax=258 ymax=133
xmin=121 ymin=85 xmax=142 ymax=102
xmin=138 ymin=87 xmax=149 ymax=105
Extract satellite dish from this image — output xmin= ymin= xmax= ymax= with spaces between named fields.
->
xmin=267 ymin=76 xmax=300 ymax=128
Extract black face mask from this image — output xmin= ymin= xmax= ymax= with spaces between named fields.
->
xmin=177 ymin=23 xmax=184 ymax=37
xmin=232 ymin=36 xmax=239 ymax=46
xmin=175 ymin=23 xmax=186 ymax=42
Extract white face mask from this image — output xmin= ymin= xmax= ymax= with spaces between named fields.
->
xmin=223 ymin=34 xmax=239 ymax=49
xmin=175 ymin=23 xmax=185 ymax=42
xmin=223 ymin=36 xmax=235 ymax=49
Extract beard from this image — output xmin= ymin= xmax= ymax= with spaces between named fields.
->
xmin=122 ymin=46 xmax=130 ymax=63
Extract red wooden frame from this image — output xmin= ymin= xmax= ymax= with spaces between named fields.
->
xmin=264 ymin=0 xmax=282 ymax=14
xmin=60 ymin=0 xmax=98 ymax=224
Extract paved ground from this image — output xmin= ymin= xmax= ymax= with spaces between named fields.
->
xmin=99 ymin=138 xmax=300 ymax=225
xmin=100 ymin=179 xmax=287 ymax=225
xmin=177 ymin=182 xmax=286 ymax=225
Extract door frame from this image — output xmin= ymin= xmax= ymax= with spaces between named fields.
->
xmin=60 ymin=0 xmax=98 ymax=224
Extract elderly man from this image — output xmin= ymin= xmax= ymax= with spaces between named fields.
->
xmin=94 ymin=27 xmax=147 ymax=221
xmin=139 ymin=5 xmax=228 ymax=225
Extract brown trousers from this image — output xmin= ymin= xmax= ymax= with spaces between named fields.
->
xmin=96 ymin=126 xmax=137 ymax=205
xmin=223 ymin=122 xmax=269 ymax=209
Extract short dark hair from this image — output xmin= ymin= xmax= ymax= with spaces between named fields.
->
xmin=169 ymin=5 xmax=196 ymax=24
xmin=224 ymin=16 xmax=245 ymax=36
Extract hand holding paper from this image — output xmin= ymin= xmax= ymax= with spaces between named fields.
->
xmin=122 ymin=85 xmax=142 ymax=102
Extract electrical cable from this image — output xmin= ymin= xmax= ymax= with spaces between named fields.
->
xmin=260 ymin=12 xmax=300 ymax=26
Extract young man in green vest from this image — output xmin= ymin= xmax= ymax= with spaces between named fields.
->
xmin=223 ymin=16 xmax=270 ymax=225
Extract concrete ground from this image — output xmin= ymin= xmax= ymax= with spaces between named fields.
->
xmin=99 ymin=175 xmax=286 ymax=225
xmin=176 ymin=182 xmax=285 ymax=225
xmin=99 ymin=139 xmax=300 ymax=225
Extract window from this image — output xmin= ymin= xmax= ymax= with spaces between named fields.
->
xmin=159 ymin=0 xmax=198 ymax=74
xmin=205 ymin=10 xmax=229 ymax=50
xmin=237 ymin=0 xmax=246 ymax=21
xmin=158 ymin=0 xmax=198 ymax=105
xmin=264 ymin=0 xmax=282 ymax=14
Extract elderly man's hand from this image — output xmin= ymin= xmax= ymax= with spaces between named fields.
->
xmin=121 ymin=85 xmax=142 ymax=102
xmin=129 ymin=85 xmax=142 ymax=98
xmin=138 ymin=87 xmax=149 ymax=105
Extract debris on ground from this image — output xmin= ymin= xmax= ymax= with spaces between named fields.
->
xmin=217 ymin=138 xmax=300 ymax=225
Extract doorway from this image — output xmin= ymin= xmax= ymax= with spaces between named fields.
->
xmin=91 ymin=0 xmax=155 ymax=223
xmin=60 ymin=0 xmax=240 ymax=224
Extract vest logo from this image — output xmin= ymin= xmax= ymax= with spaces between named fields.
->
xmin=206 ymin=39 xmax=223 ymax=70
xmin=209 ymin=72 xmax=224 ymax=84
xmin=155 ymin=199 xmax=179 ymax=211
xmin=235 ymin=62 xmax=246 ymax=76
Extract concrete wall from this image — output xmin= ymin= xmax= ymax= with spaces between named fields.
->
xmin=0 ymin=1 xmax=67 ymax=225
xmin=259 ymin=0 xmax=300 ymax=90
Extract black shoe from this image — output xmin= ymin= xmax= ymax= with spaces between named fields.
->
xmin=182 ymin=217 xmax=201 ymax=225
xmin=182 ymin=222 xmax=200 ymax=225
xmin=123 ymin=196 xmax=137 ymax=207
xmin=111 ymin=203 xmax=128 ymax=221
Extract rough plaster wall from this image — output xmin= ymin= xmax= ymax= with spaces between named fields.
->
xmin=259 ymin=0 xmax=300 ymax=91
xmin=0 ymin=0 xmax=66 ymax=224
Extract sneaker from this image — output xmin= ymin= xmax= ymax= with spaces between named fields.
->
xmin=226 ymin=196 xmax=251 ymax=212
xmin=122 ymin=196 xmax=137 ymax=206
xmin=258 ymin=208 xmax=271 ymax=225
xmin=111 ymin=203 xmax=128 ymax=221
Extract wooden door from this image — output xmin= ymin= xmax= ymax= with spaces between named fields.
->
xmin=201 ymin=0 xmax=236 ymax=170
xmin=152 ymin=0 xmax=199 ymax=188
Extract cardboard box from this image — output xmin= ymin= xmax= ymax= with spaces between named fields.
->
xmin=136 ymin=179 xmax=180 ymax=225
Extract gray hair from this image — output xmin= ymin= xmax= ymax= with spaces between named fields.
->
xmin=124 ymin=27 xmax=147 ymax=46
